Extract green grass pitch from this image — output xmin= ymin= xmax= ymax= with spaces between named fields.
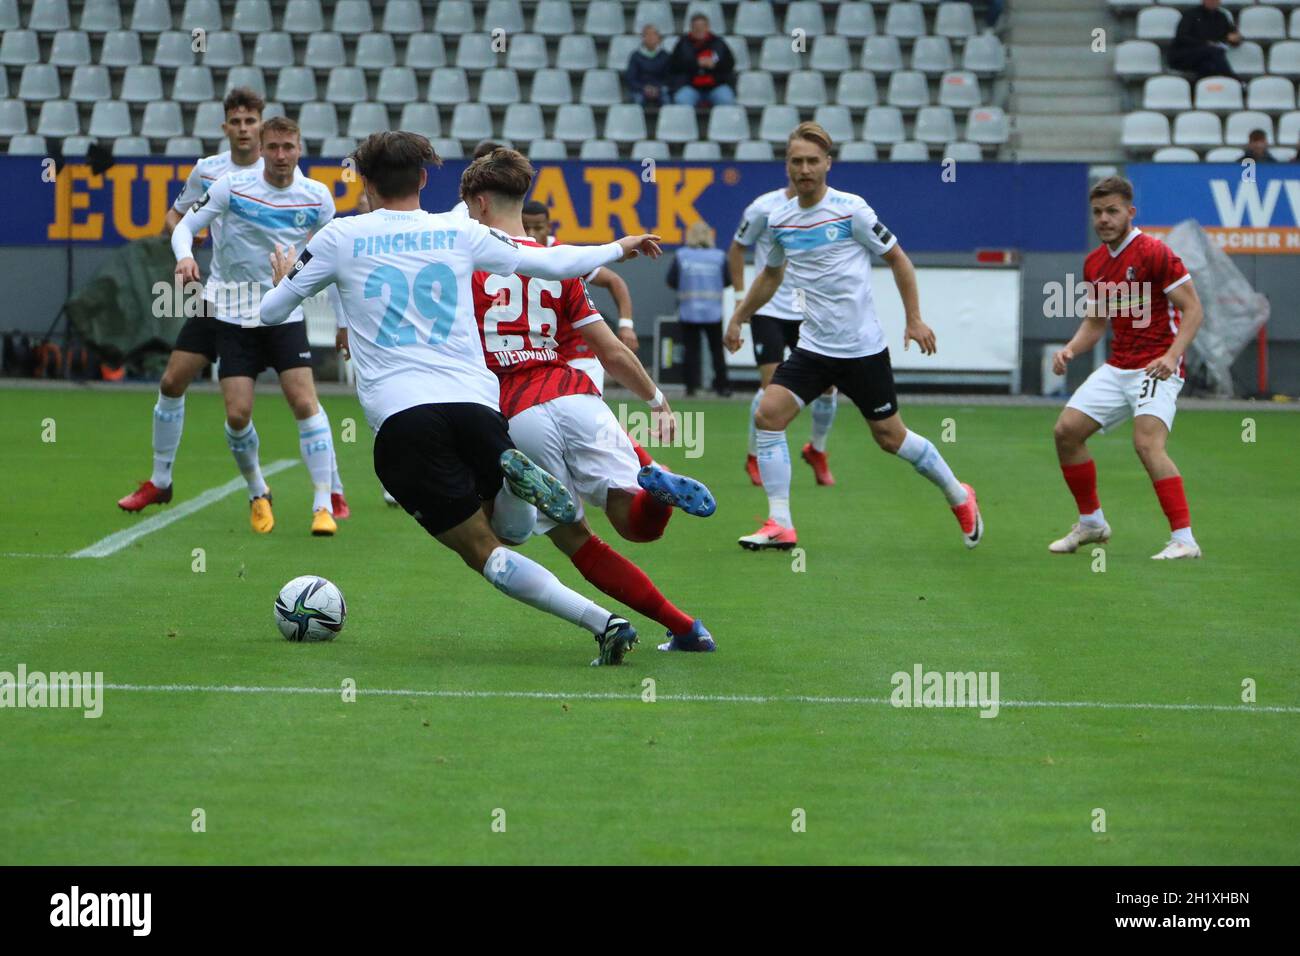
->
xmin=1 ymin=385 xmax=1296 ymax=865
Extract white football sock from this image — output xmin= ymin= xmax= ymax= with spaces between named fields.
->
xmin=896 ymin=429 xmax=967 ymax=506
xmin=1080 ymin=508 xmax=1106 ymax=528
xmin=297 ymin=410 xmax=335 ymax=513
xmin=482 ymin=546 xmax=612 ymax=634
xmin=317 ymin=404 xmax=344 ymax=494
xmin=747 ymin=387 xmax=764 ymax=456
xmin=1171 ymin=526 xmax=1196 ymax=546
xmin=490 ymin=480 xmax=537 ymax=545
xmin=756 ymin=428 xmax=793 ymax=527
xmin=225 ymin=421 xmax=268 ymax=499
xmin=151 ymin=391 xmax=185 ymax=489
xmin=810 ymin=391 xmax=837 ymax=453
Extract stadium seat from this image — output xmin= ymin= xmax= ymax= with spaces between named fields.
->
xmin=397 ymin=102 xmax=440 ymax=138
xmin=580 ymin=70 xmax=623 ymax=107
xmin=1270 ymin=146 xmax=1298 ymax=162
xmin=584 ymin=0 xmax=625 ymax=37
xmin=963 ymin=35 xmax=1006 ymax=75
xmin=262 ymin=101 xmax=286 ymax=122
xmin=283 ymin=0 xmax=324 ymax=35
xmin=80 ymin=0 xmax=121 ymax=33
xmin=428 ymin=68 xmax=470 ymax=105
xmin=939 ymin=71 xmax=982 ymax=109
xmin=319 ymin=136 xmax=357 ymax=156
xmin=686 ymin=0 xmax=726 ymax=32
xmin=915 ymin=106 xmax=957 ymax=144
xmin=305 ymin=33 xmax=347 ymax=70
xmin=406 ymin=34 xmax=448 ymax=70
xmin=1278 ymin=110 xmax=1300 ymax=143
xmin=532 ymin=1 xmax=576 ymax=37
xmin=332 ymin=0 xmax=374 ymax=35
xmin=191 ymin=100 xmax=225 ymax=139
xmin=1292 ymin=9 xmax=1300 ymax=40
xmin=0 ymin=99 xmax=27 ymax=137
xmin=605 ymin=34 xmax=642 ymax=71
xmin=835 ymin=71 xmax=880 ymax=108
xmin=1226 ymin=110 xmax=1274 ymax=143
xmin=863 ymin=106 xmax=906 ymax=143
xmin=507 ymin=33 xmax=549 ymax=71
xmin=1240 ymin=7 xmax=1287 ymax=41
xmin=226 ymin=67 xmax=266 ymax=97
xmin=50 ymin=30 xmax=92 ymax=66
xmin=629 ymin=138 xmax=668 ymax=160
xmin=528 ymin=138 xmax=567 ymax=160
xmin=130 ymin=0 xmax=170 ymax=32
xmin=707 ymin=104 xmax=750 ymax=142
xmin=735 ymin=139 xmax=775 ymax=160
xmin=141 ymin=100 xmax=184 ymax=138
xmin=347 ymin=103 xmax=388 ymax=139
xmin=0 ymin=0 xmax=15 ymax=30
xmin=502 ymin=102 xmax=545 ymax=141
xmin=0 ymin=30 xmax=40 ymax=65
xmin=890 ymin=141 xmax=931 ymax=161
xmin=759 ymin=104 xmax=801 ymax=142
xmin=814 ymin=105 xmax=855 ymax=143
xmin=297 ymin=102 xmax=338 ymax=141
xmin=100 ymin=29 xmax=144 ymax=67
xmin=61 ymin=135 xmax=94 ymax=154
xmin=7 ymin=133 xmax=46 ymax=154
xmin=834 ymin=2 xmax=876 ymax=38
xmin=69 ymin=65 xmax=111 ymax=102
xmin=325 ymin=68 xmax=368 ymax=105
xmin=734 ymin=1 xmax=777 ymax=37
xmin=382 ymin=1 xmax=423 ymax=34
xmin=434 ymin=1 xmax=475 ymax=35
xmin=1197 ymin=76 xmax=1246 ymax=113
xmin=812 ymin=36 xmax=853 ymax=74
xmin=29 ymin=0 xmax=71 ymax=32
xmin=784 ymin=1 xmax=826 ymax=36
xmin=1144 ymin=75 xmax=1193 ymax=111
xmin=912 ymin=37 xmax=955 ymax=75
xmin=111 ymin=135 xmax=149 ymax=154
xmin=376 ymin=68 xmax=417 ymax=104
xmin=966 ymin=107 xmax=1010 ymax=144
xmin=456 ymin=34 xmax=498 ymax=71
xmin=232 ymin=0 xmax=272 ymax=34
xmin=786 ymin=71 xmax=828 ymax=107
xmin=1152 ymin=146 xmax=1201 ymax=162
xmin=558 ymin=34 xmax=599 ymax=72
xmin=604 ymin=104 xmax=647 ymax=143
xmin=579 ymin=138 xmax=620 ymax=160
xmin=355 ymin=34 xmax=398 ymax=70
xmin=944 ymin=140 xmax=984 ymax=162
xmin=18 ymin=65 xmax=62 ymax=102
xmin=202 ymin=31 xmax=245 ymax=68
xmin=1204 ymin=146 xmax=1244 ymax=162
xmin=485 ymin=0 xmax=526 ymax=33
xmin=0 ymin=68 xmax=6 ymax=98
xmin=479 ymin=68 xmax=521 ymax=107
xmin=1247 ymin=76 xmax=1296 ymax=112
xmin=530 ymin=69 xmax=573 ymax=106
xmin=1136 ymin=7 xmax=1180 ymax=42
xmin=427 ymin=137 xmax=461 ymax=158
xmin=172 ymin=66 xmax=214 ymax=103
xmin=121 ymin=65 xmax=163 ymax=103
xmin=151 ymin=30 xmax=193 ymax=68
xmin=885 ymin=2 xmax=926 ymax=39
xmin=862 ymin=36 xmax=904 ymax=74
xmin=838 ymin=141 xmax=878 ymax=161
xmin=683 ymin=140 xmax=722 ymax=160
xmin=1115 ymin=40 xmax=1162 ymax=79
xmin=760 ymin=36 xmax=802 ymax=74
xmin=553 ymin=103 xmax=597 ymax=142
xmin=1172 ymin=110 xmax=1223 ymax=146
xmin=935 ymin=2 xmax=977 ymax=39
xmin=656 ymin=104 xmax=699 ymax=143
xmin=275 ymin=67 xmax=318 ymax=104
xmin=738 ymin=71 xmax=777 ymax=107
xmin=1227 ymin=42 xmax=1266 ymax=78
xmin=888 ymin=71 xmax=930 ymax=109
xmin=450 ymin=102 xmax=493 ymax=142
xmin=632 ymin=0 xmax=673 ymax=33
xmin=1108 ymin=0 xmax=1150 ymax=8
xmin=87 ymin=100 xmax=131 ymax=137
xmin=179 ymin=0 xmax=222 ymax=35
xmin=1268 ymin=42 xmax=1300 ymax=77
xmin=249 ymin=33 xmax=294 ymax=70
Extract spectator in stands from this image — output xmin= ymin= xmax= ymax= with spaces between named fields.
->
xmin=626 ymin=24 xmax=671 ymax=107
xmin=669 ymin=14 xmax=737 ymax=107
xmin=668 ymin=221 xmax=732 ymax=397
xmin=1244 ymin=129 xmax=1275 ymax=164
xmin=1168 ymin=0 xmax=1242 ymax=81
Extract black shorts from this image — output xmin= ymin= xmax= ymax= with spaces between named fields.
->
xmin=373 ymin=402 xmax=515 ymax=537
xmin=173 ymin=313 xmax=221 ymax=362
xmin=772 ymin=346 xmax=899 ymax=421
xmin=216 ymin=321 xmax=313 ymax=379
xmin=751 ymin=314 xmax=802 ymax=367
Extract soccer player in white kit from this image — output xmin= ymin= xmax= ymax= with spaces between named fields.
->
xmin=260 ymin=132 xmax=666 ymax=666
xmin=724 ymin=122 xmax=983 ymax=551
xmin=170 ymin=116 xmax=346 ymax=536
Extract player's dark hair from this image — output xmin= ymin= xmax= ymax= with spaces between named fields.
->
xmin=260 ymin=116 xmax=300 ymax=142
xmin=521 ymin=200 xmax=549 ymax=218
xmin=787 ymin=121 xmax=833 ymax=157
xmin=460 ymin=148 xmax=536 ymax=204
xmin=352 ymin=131 xmax=442 ymax=199
xmin=1088 ymin=175 xmax=1134 ymax=204
xmin=223 ymin=87 xmax=265 ymax=118
xmin=472 ymin=140 xmax=506 ymax=161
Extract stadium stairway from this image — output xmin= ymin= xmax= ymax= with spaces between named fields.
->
xmin=1007 ymin=0 xmax=1124 ymax=160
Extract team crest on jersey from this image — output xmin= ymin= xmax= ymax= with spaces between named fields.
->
xmin=1126 ymin=266 xmax=1136 ymax=281
xmin=294 ymin=209 xmax=308 ymax=227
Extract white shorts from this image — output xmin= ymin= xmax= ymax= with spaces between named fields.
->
xmin=568 ymin=356 xmax=604 ymax=394
xmin=1066 ymin=363 xmax=1183 ymax=433
xmin=508 ymin=393 xmax=640 ymax=533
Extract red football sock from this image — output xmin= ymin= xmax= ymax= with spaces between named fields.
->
xmin=1153 ymin=475 xmax=1191 ymax=531
xmin=1061 ymin=460 xmax=1101 ymax=515
xmin=623 ymin=489 xmax=671 ymax=542
xmin=572 ymin=536 xmax=694 ymax=635
xmin=627 ymin=433 xmax=653 ymax=468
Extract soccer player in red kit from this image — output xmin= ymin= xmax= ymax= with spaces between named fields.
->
xmin=1050 ymin=176 xmax=1205 ymax=560
xmin=463 ymin=148 xmax=718 ymax=653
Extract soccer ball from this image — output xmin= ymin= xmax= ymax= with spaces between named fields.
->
xmin=274 ymin=575 xmax=346 ymax=642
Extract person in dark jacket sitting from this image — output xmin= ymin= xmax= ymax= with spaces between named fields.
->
xmin=669 ymin=14 xmax=737 ymax=107
xmin=1168 ymin=0 xmax=1242 ymax=80
xmin=625 ymin=24 xmax=671 ymax=107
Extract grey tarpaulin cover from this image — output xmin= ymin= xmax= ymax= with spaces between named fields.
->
xmin=1163 ymin=220 xmax=1270 ymax=396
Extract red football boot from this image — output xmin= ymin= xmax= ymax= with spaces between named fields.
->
xmin=117 ymin=480 xmax=173 ymax=512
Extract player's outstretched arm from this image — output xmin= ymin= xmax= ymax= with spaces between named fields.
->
xmin=725 ymin=262 xmax=784 ymax=352
xmin=513 ymin=235 xmax=662 ymax=282
xmin=1148 ymin=280 xmax=1203 ymax=380
xmin=881 ymin=244 xmax=935 ymax=355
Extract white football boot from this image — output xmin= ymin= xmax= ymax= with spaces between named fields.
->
xmin=1151 ymin=539 xmax=1202 ymax=560
xmin=1048 ymin=520 xmax=1112 ymax=553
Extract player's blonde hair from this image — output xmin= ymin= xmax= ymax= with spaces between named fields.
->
xmin=685 ymin=220 xmax=715 ymax=248
xmin=787 ymin=121 xmax=833 ymax=157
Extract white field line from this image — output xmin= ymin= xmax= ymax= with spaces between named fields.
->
xmin=58 ymin=683 xmax=1300 ymax=715
xmin=70 ymin=459 xmax=297 ymax=558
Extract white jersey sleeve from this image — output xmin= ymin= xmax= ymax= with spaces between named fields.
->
xmin=465 ymin=219 xmax=525 ymax=275
xmin=733 ymin=199 xmax=768 ymax=248
xmin=171 ymin=175 xmax=230 ymax=260
xmin=851 ymin=204 xmax=898 ymax=256
xmin=173 ymin=162 xmax=209 ymax=212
